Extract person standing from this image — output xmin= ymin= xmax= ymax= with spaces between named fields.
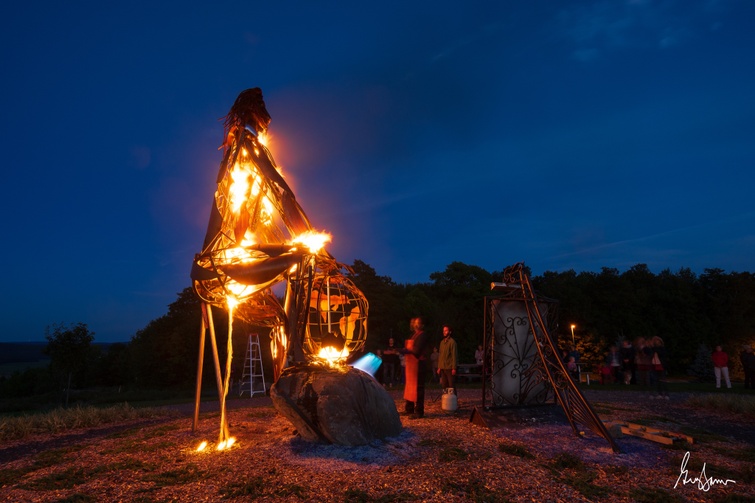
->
xmin=382 ymin=337 xmax=401 ymax=387
xmin=606 ymin=345 xmax=621 ymax=384
xmin=437 ymin=325 xmax=458 ymax=394
xmin=634 ymin=337 xmax=651 ymax=388
xmin=620 ymin=339 xmax=636 ymax=385
xmin=740 ymin=345 xmax=755 ymax=389
xmin=712 ymin=345 xmax=732 ymax=389
xmin=400 ymin=317 xmax=431 ymax=419
xmin=649 ymin=336 xmax=669 ymax=399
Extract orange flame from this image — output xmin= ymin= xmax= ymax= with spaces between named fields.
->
xmin=292 ymin=231 xmax=331 ymax=253
xmin=317 ymin=346 xmax=349 ymax=366
xmin=217 ymin=437 xmax=236 ymax=451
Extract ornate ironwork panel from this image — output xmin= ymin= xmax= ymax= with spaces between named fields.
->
xmin=482 ymin=262 xmax=620 ymax=453
xmin=486 ymin=296 xmax=556 ymax=407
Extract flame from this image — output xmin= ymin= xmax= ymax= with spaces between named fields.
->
xmin=317 ymin=345 xmax=349 ymax=366
xmin=229 ymin=165 xmax=250 ymax=213
xmin=217 ymin=437 xmax=237 ymax=451
xmin=271 ymin=324 xmax=287 ymax=360
xmin=227 ymin=295 xmax=239 ymax=311
xmin=196 ymin=440 xmax=208 ymax=452
xmin=292 ymin=231 xmax=331 ymax=253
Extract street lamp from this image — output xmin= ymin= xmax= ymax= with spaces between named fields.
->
xmin=570 ymin=324 xmax=576 ymax=346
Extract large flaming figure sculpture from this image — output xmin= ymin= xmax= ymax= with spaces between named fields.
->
xmin=190 ymin=88 xmax=368 ymax=448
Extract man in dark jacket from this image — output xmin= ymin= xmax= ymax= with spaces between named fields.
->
xmin=437 ymin=325 xmax=458 ymax=394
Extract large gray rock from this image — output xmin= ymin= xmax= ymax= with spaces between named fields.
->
xmin=270 ymin=362 xmax=402 ymax=445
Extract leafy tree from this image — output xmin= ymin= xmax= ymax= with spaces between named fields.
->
xmin=44 ymin=322 xmax=96 ymax=406
xmin=127 ymin=287 xmax=261 ymax=391
xmin=95 ymin=343 xmax=131 ymax=387
xmin=348 ymin=260 xmax=405 ymax=351
xmin=129 ymin=288 xmax=202 ymax=388
xmin=428 ymin=262 xmax=494 ymax=363
xmin=118 ymin=260 xmax=755 ymax=389
xmin=0 ymin=367 xmax=53 ymax=401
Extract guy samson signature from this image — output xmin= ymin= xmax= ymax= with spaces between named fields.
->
xmin=675 ymin=452 xmax=736 ymax=492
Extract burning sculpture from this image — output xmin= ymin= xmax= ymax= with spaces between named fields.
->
xmin=190 ymin=88 xmax=400 ymax=448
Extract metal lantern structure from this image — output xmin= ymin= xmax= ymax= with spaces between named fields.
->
xmin=480 ymin=262 xmax=619 ymax=453
xmin=189 ymin=88 xmax=368 ymax=448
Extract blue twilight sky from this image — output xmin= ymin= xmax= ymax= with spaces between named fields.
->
xmin=1 ymin=1 xmax=753 ymax=343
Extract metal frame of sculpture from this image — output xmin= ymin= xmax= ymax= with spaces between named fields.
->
xmin=482 ymin=262 xmax=619 ymax=453
xmin=189 ymin=88 xmax=368 ymax=448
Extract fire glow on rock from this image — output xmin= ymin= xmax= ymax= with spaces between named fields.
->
xmin=190 ymin=88 xmax=369 ymax=449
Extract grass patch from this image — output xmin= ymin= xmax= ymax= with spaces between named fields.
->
xmin=545 ymin=452 xmax=607 ymax=499
xmin=626 ymin=415 xmax=680 ymax=425
xmin=603 ymin=464 xmax=629 ymax=476
xmin=104 ymin=457 xmax=157 ymax=472
xmin=441 ymin=478 xmax=510 ymax=503
xmin=629 ymin=486 xmax=684 ymax=503
xmin=0 ymin=403 xmax=176 ymax=441
xmin=438 ymin=446 xmax=468 ymax=462
xmin=550 ymin=452 xmax=585 ymax=470
xmin=23 ymin=467 xmax=92 ymax=491
xmin=221 ymin=476 xmax=310 ymax=500
xmin=1 ymin=446 xmax=92 ymax=488
xmin=34 ymin=445 xmax=85 ymax=467
xmin=715 ymin=495 xmax=755 ymax=503
xmin=660 ymin=440 xmax=696 ymax=451
xmin=0 ymin=446 xmax=88 ymax=488
xmin=685 ymin=394 xmax=755 ymax=416
xmin=712 ymin=445 xmax=755 ymax=464
xmin=246 ymin=408 xmax=276 ymax=419
xmin=52 ymin=494 xmax=97 ymax=503
xmin=105 ymin=426 xmax=141 ymax=439
xmin=140 ymin=423 xmax=182 ymax=439
xmin=591 ymin=402 xmax=633 ymax=412
xmin=143 ymin=463 xmax=206 ymax=487
xmin=221 ymin=477 xmax=268 ymax=499
xmin=0 ymin=467 xmax=29 ymax=487
xmin=498 ymin=442 xmax=534 ymax=459
xmin=560 ymin=471 xmax=609 ymax=499
xmin=675 ymin=426 xmax=728 ymax=443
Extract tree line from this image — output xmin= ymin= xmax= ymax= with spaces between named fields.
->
xmin=2 ymin=261 xmax=753 ymax=407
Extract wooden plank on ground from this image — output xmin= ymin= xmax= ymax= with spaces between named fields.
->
xmin=603 ymin=420 xmax=694 ymax=445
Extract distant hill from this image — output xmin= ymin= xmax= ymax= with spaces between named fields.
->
xmin=0 ymin=342 xmax=120 ymax=365
xmin=0 ymin=342 xmax=49 ymax=365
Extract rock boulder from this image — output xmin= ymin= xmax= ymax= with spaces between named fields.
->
xmin=270 ymin=363 xmax=402 ymax=445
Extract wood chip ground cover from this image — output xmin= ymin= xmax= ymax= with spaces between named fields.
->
xmin=0 ymin=388 xmax=752 ymax=502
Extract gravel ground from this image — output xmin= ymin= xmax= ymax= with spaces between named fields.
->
xmin=1 ymin=387 xmax=753 ymax=502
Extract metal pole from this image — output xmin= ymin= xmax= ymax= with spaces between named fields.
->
xmin=218 ymin=305 xmax=234 ymax=443
xmin=206 ymin=304 xmax=225 ymax=398
xmin=192 ymin=306 xmax=208 ymax=432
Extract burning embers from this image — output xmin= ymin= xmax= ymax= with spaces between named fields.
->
xmin=190 ymin=88 xmax=379 ymax=449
